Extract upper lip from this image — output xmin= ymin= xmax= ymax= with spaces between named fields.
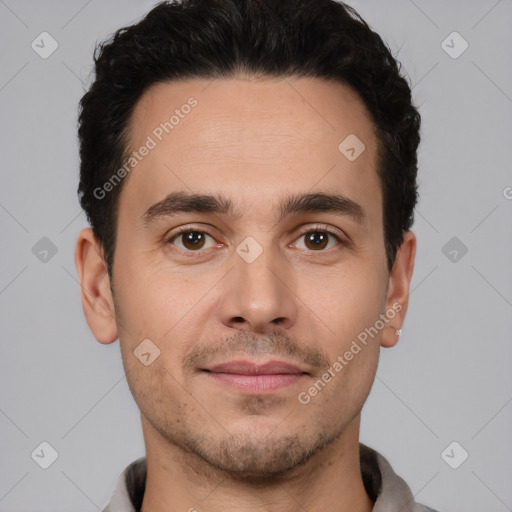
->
xmin=204 ymin=360 xmax=308 ymax=375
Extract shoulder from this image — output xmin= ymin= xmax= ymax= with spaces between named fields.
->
xmin=360 ymin=443 xmax=441 ymax=512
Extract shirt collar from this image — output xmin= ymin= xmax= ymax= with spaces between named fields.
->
xmin=103 ymin=443 xmax=436 ymax=512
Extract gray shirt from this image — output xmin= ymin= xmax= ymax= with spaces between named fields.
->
xmin=103 ymin=443 xmax=439 ymax=512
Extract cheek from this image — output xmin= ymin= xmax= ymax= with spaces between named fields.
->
xmin=113 ymin=252 xmax=192 ymax=337
xmin=296 ymin=263 xmax=387 ymax=347
xmin=112 ymin=255 xmax=222 ymax=374
xmin=297 ymin=269 xmax=384 ymax=412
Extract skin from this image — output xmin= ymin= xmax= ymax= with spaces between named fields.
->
xmin=75 ymin=76 xmax=416 ymax=512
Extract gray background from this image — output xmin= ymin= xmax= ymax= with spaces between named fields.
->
xmin=1 ymin=0 xmax=511 ymax=511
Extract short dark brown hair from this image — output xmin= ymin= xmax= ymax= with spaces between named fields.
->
xmin=78 ymin=0 xmax=420 ymax=275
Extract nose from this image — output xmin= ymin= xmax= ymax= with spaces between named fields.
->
xmin=218 ymin=243 xmax=298 ymax=334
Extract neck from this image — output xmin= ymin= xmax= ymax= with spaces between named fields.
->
xmin=140 ymin=414 xmax=374 ymax=512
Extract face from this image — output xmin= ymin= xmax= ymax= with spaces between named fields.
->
xmin=77 ymin=76 xmax=415 ymax=479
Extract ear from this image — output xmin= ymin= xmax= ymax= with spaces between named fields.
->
xmin=381 ymin=231 xmax=416 ymax=349
xmin=75 ymin=227 xmax=118 ymax=344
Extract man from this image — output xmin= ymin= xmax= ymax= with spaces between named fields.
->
xmin=75 ymin=0 xmax=439 ymax=510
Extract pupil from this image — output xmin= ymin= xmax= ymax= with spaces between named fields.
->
xmin=307 ymin=232 xmax=327 ymax=250
xmin=184 ymin=231 xmax=205 ymax=249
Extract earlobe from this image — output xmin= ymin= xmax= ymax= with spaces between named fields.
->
xmin=75 ymin=227 xmax=118 ymax=344
xmin=381 ymin=231 xmax=416 ymax=348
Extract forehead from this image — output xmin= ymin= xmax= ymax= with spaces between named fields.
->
xmin=129 ymin=76 xmax=377 ymax=154
xmin=119 ymin=77 xmax=382 ymax=227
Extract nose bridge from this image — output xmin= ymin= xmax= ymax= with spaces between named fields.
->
xmin=238 ymin=240 xmax=282 ymax=292
xmin=219 ymin=237 xmax=297 ymax=331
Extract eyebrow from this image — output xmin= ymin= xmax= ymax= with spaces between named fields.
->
xmin=140 ymin=191 xmax=366 ymax=227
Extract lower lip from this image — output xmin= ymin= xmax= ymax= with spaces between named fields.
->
xmin=204 ymin=372 xmax=306 ymax=394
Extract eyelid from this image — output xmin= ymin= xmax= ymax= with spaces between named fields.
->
xmin=164 ymin=223 xmax=217 ymax=239
xmin=163 ymin=224 xmax=221 ymax=250
xmin=294 ymin=223 xmax=348 ymax=242
xmin=289 ymin=223 xmax=348 ymax=250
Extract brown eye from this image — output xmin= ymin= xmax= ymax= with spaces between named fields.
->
xmin=304 ymin=231 xmax=329 ymax=250
xmin=294 ymin=228 xmax=343 ymax=252
xmin=181 ymin=231 xmax=206 ymax=250
xmin=167 ymin=230 xmax=217 ymax=251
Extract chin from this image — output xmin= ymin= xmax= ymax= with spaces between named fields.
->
xmin=181 ymin=427 xmax=337 ymax=482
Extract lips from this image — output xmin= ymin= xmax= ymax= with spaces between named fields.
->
xmin=202 ymin=360 xmax=308 ymax=394
xmin=206 ymin=360 xmax=307 ymax=375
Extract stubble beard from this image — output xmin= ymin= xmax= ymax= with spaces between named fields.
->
xmin=145 ymin=404 xmax=352 ymax=484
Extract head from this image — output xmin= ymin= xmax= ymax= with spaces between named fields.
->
xmin=76 ymin=0 xmax=419 ymax=480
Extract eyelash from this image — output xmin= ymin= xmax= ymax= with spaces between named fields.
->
xmin=164 ymin=224 xmax=347 ymax=254
xmin=293 ymin=225 xmax=346 ymax=251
